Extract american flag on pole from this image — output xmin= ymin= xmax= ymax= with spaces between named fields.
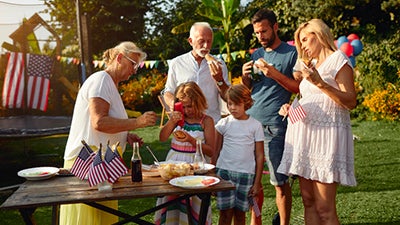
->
xmin=2 ymin=52 xmax=25 ymax=109
xmin=88 ymin=149 xmax=108 ymax=187
xmin=288 ymin=97 xmax=306 ymax=124
xmin=26 ymin=54 xmax=53 ymax=111
xmin=104 ymin=145 xmax=128 ymax=183
xmin=70 ymin=144 xmax=95 ymax=180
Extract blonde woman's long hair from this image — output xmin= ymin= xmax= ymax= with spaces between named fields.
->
xmin=294 ymin=19 xmax=337 ymax=60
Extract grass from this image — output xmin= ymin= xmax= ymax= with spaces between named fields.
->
xmin=0 ymin=121 xmax=399 ymax=224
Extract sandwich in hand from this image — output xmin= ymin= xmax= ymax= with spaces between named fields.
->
xmin=173 ymin=130 xmax=187 ymax=139
xmin=254 ymin=58 xmax=269 ymax=67
xmin=205 ymin=53 xmax=216 ymax=63
xmin=301 ymin=57 xmax=313 ymax=68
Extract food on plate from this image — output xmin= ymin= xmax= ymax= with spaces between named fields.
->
xmin=175 ymin=177 xmax=217 ymax=186
xmin=173 ymin=130 xmax=186 ymax=139
xmin=177 ymin=177 xmax=204 ymax=186
xmin=302 ymin=58 xmax=313 ymax=68
xmin=58 ymin=168 xmax=72 ymax=176
xmin=159 ymin=163 xmax=191 ymax=180
xmin=201 ymin=178 xmax=217 ymax=185
xmin=254 ymin=58 xmax=269 ymax=67
xmin=205 ymin=53 xmax=216 ymax=62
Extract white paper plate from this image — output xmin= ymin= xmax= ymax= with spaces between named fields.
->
xmin=17 ymin=167 xmax=60 ymax=181
xmin=192 ymin=163 xmax=215 ymax=174
xmin=169 ymin=175 xmax=220 ymax=189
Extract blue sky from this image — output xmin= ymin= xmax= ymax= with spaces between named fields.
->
xmin=0 ymin=0 xmax=48 ymax=52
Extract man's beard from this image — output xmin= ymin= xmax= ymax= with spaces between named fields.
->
xmin=195 ymin=48 xmax=209 ymax=58
xmin=261 ymin=33 xmax=276 ymax=48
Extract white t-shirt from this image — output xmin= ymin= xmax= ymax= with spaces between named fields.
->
xmin=164 ymin=52 xmax=230 ymax=123
xmin=215 ymin=115 xmax=264 ymax=174
xmin=64 ymin=71 xmax=128 ymax=160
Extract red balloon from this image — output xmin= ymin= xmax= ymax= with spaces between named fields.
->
xmin=340 ymin=42 xmax=353 ymax=57
xmin=249 ymin=48 xmax=257 ymax=54
xmin=347 ymin=33 xmax=359 ymax=42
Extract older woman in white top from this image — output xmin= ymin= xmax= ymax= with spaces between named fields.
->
xmin=60 ymin=41 xmax=158 ymax=225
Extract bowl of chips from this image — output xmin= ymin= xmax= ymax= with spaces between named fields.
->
xmin=158 ymin=161 xmax=192 ymax=180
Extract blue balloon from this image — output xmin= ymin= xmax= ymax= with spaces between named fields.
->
xmin=349 ymin=55 xmax=356 ymax=67
xmin=337 ymin=36 xmax=348 ymax=48
xmin=351 ymin=39 xmax=363 ymax=56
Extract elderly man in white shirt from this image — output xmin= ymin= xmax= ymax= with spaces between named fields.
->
xmin=163 ymin=22 xmax=230 ymax=123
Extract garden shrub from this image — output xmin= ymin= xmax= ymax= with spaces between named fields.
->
xmin=362 ymin=76 xmax=400 ymax=121
xmin=119 ymin=69 xmax=167 ymax=112
xmin=351 ymin=29 xmax=400 ymax=120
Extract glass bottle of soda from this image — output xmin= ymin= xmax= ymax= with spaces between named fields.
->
xmin=131 ymin=142 xmax=142 ymax=182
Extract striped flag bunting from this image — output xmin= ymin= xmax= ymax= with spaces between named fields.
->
xmin=70 ymin=144 xmax=96 ymax=180
xmin=104 ymin=145 xmax=128 ymax=183
xmin=288 ymin=97 xmax=306 ymax=124
xmin=88 ymin=148 xmax=108 ymax=187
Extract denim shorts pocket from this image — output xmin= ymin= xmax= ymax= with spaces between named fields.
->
xmin=263 ymin=125 xmax=286 ymax=138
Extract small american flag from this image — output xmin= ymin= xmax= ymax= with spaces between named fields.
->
xmin=249 ymin=196 xmax=261 ymax=217
xmin=26 ymin=54 xmax=53 ymax=111
xmin=88 ymin=149 xmax=108 ymax=187
xmin=2 ymin=52 xmax=25 ymax=109
xmin=104 ymin=145 xmax=128 ymax=183
xmin=288 ymin=97 xmax=306 ymax=124
xmin=70 ymin=144 xmax=96 ymax=180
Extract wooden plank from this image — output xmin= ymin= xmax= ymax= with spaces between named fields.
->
xmin=1 ymin=174 xmax=235 ymax=210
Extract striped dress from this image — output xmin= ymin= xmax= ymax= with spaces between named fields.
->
xmin=154 ymin=115 xmax=212 ymax=225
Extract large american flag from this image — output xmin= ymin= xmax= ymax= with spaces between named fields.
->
xmin=88 ymin=149 xmax=108 ymax=187
xmin=2 ymin=52 xmax=25 ymax=109
xmin=26 ymin=54 xmax=53 ymax=111
xmin=288 ymin=97 xmax=307 ymax=124
xmin=70 ymin=144 xmax=95 ymax=180
xmin=104 ymin=145 xmax=128 ymax=183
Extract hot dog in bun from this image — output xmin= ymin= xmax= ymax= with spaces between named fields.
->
xmin=205 ymin=54 xmax=216 ymax=63
xmin=174 ymin=130 xmax=187 ymax=139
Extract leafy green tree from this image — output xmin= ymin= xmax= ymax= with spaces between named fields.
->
xmin=197 ymin=0 xmax=248 ymax=80
xmin=44 ymin=0 xmax=150 ymax=57
xmin=143 ymin=0 xmax=204 ymax=64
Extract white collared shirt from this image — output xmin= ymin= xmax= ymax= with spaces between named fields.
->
xmin=164 ymin=52 xmax=230 ymax=123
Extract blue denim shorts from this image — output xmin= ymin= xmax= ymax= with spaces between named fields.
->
xmin=263 ymin=125 xmax=289 ymax=186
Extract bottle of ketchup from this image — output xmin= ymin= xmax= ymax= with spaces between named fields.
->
xmin=174 ymin=102 xmax=185 ymax=127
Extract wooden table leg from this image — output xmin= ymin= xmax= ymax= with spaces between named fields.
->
xmin=185 ymin=195 xmax=193 ymax=225
xmin=52 ymin=204 xmax=59 ymax=225
xmin=197 ymin=193 xmax=211 ymax=225
xmin=19 ymin=208 xmax=36 ymax=225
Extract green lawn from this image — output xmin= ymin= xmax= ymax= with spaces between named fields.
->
xmin=0 ymin=121 xmax=399 ymax=224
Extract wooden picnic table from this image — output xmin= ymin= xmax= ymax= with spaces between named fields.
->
xmin=1 ymin=173 xmax=234 ymax=225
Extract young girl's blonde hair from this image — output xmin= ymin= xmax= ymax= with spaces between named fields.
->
xmin=175 ymin=82 xmax=208 ymax=118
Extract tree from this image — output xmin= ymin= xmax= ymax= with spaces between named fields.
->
xmin=44 ymin=0 xmax=150 ymax=58
xmin=197 ymin=0 xmax=247 ymax=81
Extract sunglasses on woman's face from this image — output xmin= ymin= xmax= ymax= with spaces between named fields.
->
xmin=123 ymin=55 xmax=139 ymax=70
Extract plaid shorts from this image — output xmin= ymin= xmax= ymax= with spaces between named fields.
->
xmin=216 ymin=168 xmax=255 ymax=211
